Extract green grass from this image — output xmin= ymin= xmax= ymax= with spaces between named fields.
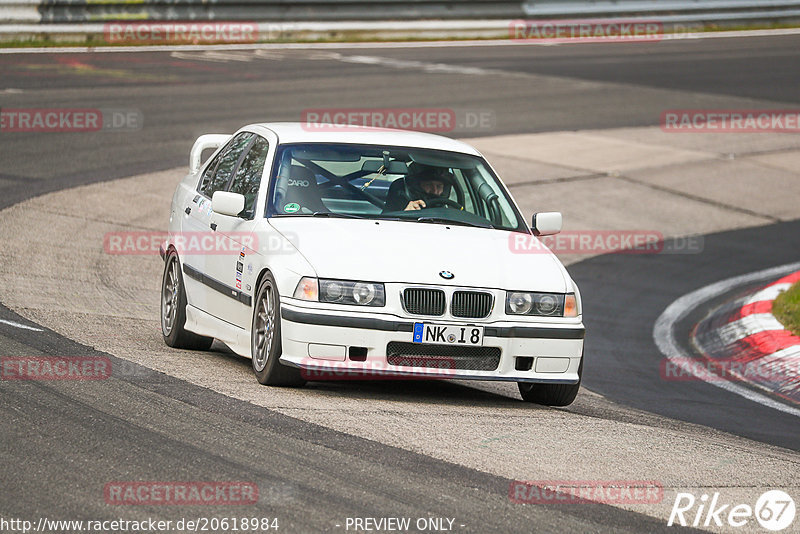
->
xmin=773 ymin=281 xmax=800 ymax=336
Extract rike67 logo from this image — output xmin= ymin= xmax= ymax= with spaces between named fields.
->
xmin=668 ymin=490 xmax=795 ymax=531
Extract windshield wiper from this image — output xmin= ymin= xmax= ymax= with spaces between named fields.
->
xmin=416 ymin=216 xmax=493 ymax=229
xmin=311 ymin=212 xmax=366 ymax=219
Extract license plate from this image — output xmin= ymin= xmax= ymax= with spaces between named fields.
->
xmin=412 ymin=323 xmax=484 ymax=346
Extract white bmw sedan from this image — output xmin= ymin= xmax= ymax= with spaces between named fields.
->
xmin=161 ymin=123 xmax=585 ymax=405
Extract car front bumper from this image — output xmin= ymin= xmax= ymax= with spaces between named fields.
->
xmin=278 ymin=300 xmax=584 ymax=383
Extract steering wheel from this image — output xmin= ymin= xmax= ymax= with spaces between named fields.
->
xmin=424 ymin=197 xmax=464 ymax=210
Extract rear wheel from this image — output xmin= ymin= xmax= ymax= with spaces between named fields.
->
xmin=161 ymin=250 xmax=214 ymax=350
xmin=518 ymin=358 xmax=582 ymax=406
xmin=251 ymin=272 xmax=305 ymax=386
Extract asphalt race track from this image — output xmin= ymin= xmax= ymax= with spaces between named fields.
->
xmin=1 ymin=34 xmax=799 ymax=532
xmin=572 ymin=221 xmax=800 ymax=450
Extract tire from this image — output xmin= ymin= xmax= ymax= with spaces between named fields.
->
xmin=518 ymin=358 xmax=582 ymax=406
xmin=251 ymin=271 xmax=305 ymax=387
xmin=161 ymin=250 xmax=214 ymax=350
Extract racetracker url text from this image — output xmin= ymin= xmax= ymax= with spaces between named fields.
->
xmin=0 ymin=517 xmax=279 ymax=533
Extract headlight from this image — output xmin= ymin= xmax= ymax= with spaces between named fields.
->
xmin=535 ymin=294 xmax=559 ymax=315
xmin=322 ymin=280 xmax=344 ymax=302
xmin=507 ymin=292 xmax=533 ymax=315
xmin=352 ymin=282 xmax=378 ymax=305
xmin=294 ymin=277 xmax=385 ymax=307
xmin=506 ymin=292 xmax=577 ymax=317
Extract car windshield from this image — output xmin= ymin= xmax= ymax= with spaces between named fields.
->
xmin=266 ymin=143 xmax=526 ymax=231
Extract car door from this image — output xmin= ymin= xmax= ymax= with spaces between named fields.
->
xmin=182 ymin=131 xmax=254 ymax=319
xmin=205 ymin=134 xmax=270 ymax=329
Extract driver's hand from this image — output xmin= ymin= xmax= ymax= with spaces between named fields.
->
xmin=404 ymin=199 xmax=426 ymax=211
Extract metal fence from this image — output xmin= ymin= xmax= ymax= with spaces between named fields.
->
xmin=1 ymin=0 xmax=799 ymax=24
xmin=11 ymin=1 xmax=521 ymax=24
xmin=521 ymin=0 xmax=800 ymax=22
xmin=2 ymin=0 xmax=800 ymax=45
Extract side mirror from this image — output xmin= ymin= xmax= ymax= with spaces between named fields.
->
xmin=212 ymin=191 xmax=245 ymax=218
xmin=531 ymin=212 xmax=562 ymax=236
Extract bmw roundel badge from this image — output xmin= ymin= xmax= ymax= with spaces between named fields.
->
xmin=439 ymin=271 xmax=455 ymax=280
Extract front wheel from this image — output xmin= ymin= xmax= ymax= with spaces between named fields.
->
xmin=518 ymin=358 xmax=582 ymax=406
xmin=161 ymin=250 xmax=214 ymax=350
xmin=251 ymin=272 xmax=305 ymax=387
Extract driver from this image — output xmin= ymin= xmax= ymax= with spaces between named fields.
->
xmin=383 ymin=162 xmax=454 ymax=212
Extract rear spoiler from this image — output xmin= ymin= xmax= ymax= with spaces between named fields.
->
xmin=189 ymin=134 xmax=230 ymax=174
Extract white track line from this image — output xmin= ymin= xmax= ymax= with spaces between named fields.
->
xmin=714 ymin=313 xmax=788 ymax=345
xmin=653 ymin=261 xmax=800 ymax=417
xmin=0 ymin=318 xmax=43 ymax=332
xmin=2 ymin=27 xmax=800 ymax=54
xmin=746 ymin=282 xmax=792 ymax=304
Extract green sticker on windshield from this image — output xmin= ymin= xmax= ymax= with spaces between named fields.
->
xmin=284 ymin=203 xmax=300 ymax=213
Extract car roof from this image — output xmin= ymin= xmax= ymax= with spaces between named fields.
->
xmin=246 ymin=122 xmax=483 ymax=156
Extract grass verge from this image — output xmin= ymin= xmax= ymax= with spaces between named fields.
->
xmin=773 ymin=281 xmax=800 ymax=336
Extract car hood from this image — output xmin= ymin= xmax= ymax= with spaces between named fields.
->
xmin=269 ymin=218 xmax=568 ymax=292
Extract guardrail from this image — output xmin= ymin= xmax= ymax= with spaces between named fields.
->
xmin=0 ymin=0 xmax=40 ymax=24
xmin=523 ymin=0 xmax=800 ymax=16
xmin=522 ymin=0 xmax=800 ymax=23
xmin=0 ymin=0 xmax=798 ymax=23
xmin=8 ymin=1 xmax=527 ymax=24
xmin=2 ymin=0 xmax=799 ymax=42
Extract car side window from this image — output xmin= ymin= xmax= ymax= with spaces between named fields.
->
xmin=227 ymin=136 xmax=269 ymax=219
xmin=197 ymin=132 xmax=254 ymax=198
